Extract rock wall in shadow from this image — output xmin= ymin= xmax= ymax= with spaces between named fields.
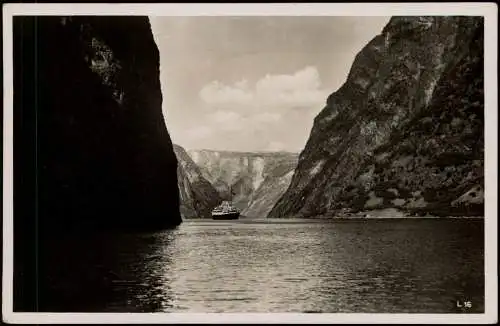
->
xmin=13 ymin=16 xmax=181 ymax=311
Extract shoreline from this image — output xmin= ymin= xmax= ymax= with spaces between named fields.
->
xmin=184 ymin=215 xmax=485 ymax=222
xmin=310 ymin=216 xmax=485 ymax=220
xmin=183 ymin=208 xmax=485 ymax=221
xmin=292 ymin=207 xmax=485 ymax=220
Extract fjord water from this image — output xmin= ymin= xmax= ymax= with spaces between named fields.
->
xmin=44 ymin=218 xmax=484 ymax=313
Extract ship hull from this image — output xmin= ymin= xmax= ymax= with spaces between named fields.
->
xmin=212 ymin=212 xmax=240 ymax=220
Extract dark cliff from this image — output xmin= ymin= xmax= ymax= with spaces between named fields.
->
xmin=188 ymin=150 xmax=298 ymax=217
xmin=174 ymin=144 xmax=221 ymax=218
xmin=268 ymin=17 xmax=484 ymax=218
xmin=14 ymin=16 xmax=181 ymax=311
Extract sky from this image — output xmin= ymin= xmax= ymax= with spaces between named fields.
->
xmin=150 ymin=16 xmax=390 ymax=153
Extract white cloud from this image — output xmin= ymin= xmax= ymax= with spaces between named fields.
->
xmin=252 ymin=112 xmax=282 ymax=123
xmin=255 ymin=66 xmax=321 ymax=94
xmin=198 ymin=66 xmax=328 ymax=113
xmin=206 ymin=110 xmax=282 ymax=134
xmin=184 ymin=126 xmax=213 ymax=140
xmin=199 ymin=81 xmax=253 ymax=106
xmin=266 ymin=141 xmax=285 ymax=151
xmin=210 ymin=110 xmax=242 ymax=124
xmin=208 ymin=110 xmax=245 ymax=131
xmin=193 ymin=66 xmax=329 ymax=152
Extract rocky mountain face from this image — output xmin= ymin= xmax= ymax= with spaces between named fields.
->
xmin=174 ymin=145 xmax=221 ymax=218
xmin=188 ymin=150 xmax=299 ymax=217
xmin=269 ymin=17 xmax=484 ymax=218
xmin=14 ymin=16 xmax=181 ymax=311
xmin=242 ymin=168 xmax=297 ymax=218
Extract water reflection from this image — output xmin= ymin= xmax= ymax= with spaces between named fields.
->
xmin=103 ymin=230 xmax=178 ymax=312
xmin=38 ymin=219 xmax=484 ymax=313
xmin=40 ymin=229 xmax=178 ymax=312
xmin=308 ymin=220 xmax=484 ymax=313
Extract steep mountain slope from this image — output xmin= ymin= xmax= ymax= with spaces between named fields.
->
xmin=242 ymin=169 xmax=296 ymax=218
xmin=13 ymin=16 xmax=181 ymax=311
xmin=268 ymin=16 xmax=484 ymax=218
xmin=174 ymin=145 xmax=221 ymax=218
xmin=188 ymin=150 xmax=298 ymax=216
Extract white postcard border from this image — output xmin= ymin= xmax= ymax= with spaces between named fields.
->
xmin=3 ymin=2 xmax=498 ymax=324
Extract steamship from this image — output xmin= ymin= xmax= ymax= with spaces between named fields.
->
xmin=211 ymin=186 xmax=240 ymax=220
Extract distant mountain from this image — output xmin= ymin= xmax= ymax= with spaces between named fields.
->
xmin=173 ymin=144 xmax=221 ymax=218
xmin=187 ymin=149 xmax=298 ymax=217
xmin=269 ymin=16 xmax=484 ymax=218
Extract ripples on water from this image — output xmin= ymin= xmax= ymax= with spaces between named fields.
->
xmin=42 ymin=218 xmax=484 ymax=313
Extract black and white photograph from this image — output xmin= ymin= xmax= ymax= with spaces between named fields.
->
xmin=2 ymin=3 xmax=497 ymax=324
